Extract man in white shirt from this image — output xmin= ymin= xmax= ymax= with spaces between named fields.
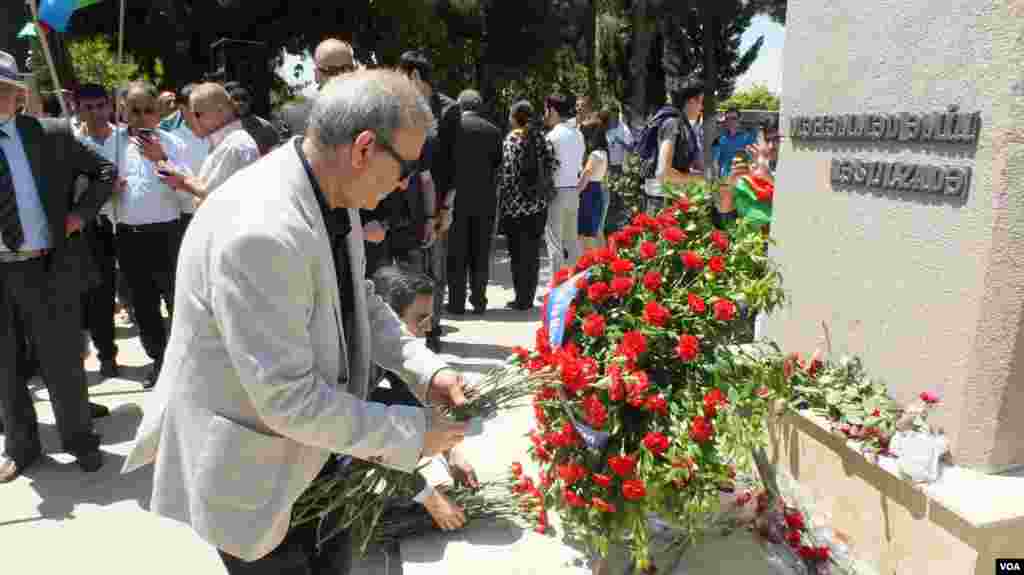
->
xmin=169 ymin=84 xmax=210 ymax=226
xmin=117 ymin=81 xmax=192 ymax=388
xmin=157 ymin=83 xmax=259 ymax=210
xmin=543 ymin=94 xmax=586 ymax=274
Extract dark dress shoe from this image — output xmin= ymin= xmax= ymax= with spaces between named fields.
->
xmin=505 ymin=301 xmax=533 ymax=311
xmin=0 ymin=452 xmax=40 ymax=483
xmin=425 ymin=334 xmax=442 ymax=353
xmin=75 ymin=450 xmax=104 ymax=473
xmin=99 ymin=359 xmax=120 ymax=379
xmin=445 ymin=305 xmax=465 ymax=315
xmin=142 ymin=361 xmax=161 ymax=390
xmin=89 ymin=402 xmax=110 ymax=419
xmin=471 ymin=305 xmax=486 ymax=315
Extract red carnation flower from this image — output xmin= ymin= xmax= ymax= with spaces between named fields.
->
xmin=784 ymin=510 xmax=805 ymax=531
xmin=642 ymin=300 xmax=671 ymax=327
xmin=682 ymin=251 xmax=704 ymax=270
xmin=557 ymin=462 xmax=587 ymax=485
xmin=815 ymin=547 xmax=831 ymax=561
xmin=619 ymin=330 xmax=647 ymax=360
xmin=582 ymin=313 xmax=606 ymax=338
xmin=676 ymin=334 xmax=699 ymax=362
xmin=710 ymin=229 xmax=730 ymax=251
xmin=639 ymin=241 xmax=658 ymax=260
xmin=660 ymin=226 xmax=686 ymax=244
xmin=582 ymin=394 xmax=608 ymax=429
xmin=551 ymin=268 xmax=571 ymax=287
xmin=575 ymin=276 xmax=589 ymax=291
xmin=621 ymin=479 xmax=647 ymax=500
xmin=611 ymin=259 xmax=634 ymax=275
xmin=511 ymin=462 xmax=523 ymax=477
xmin=642 ymin=431 xmax=670 ymax=456
xmin=644 ymin=393 xmax=668 ymax=416
xmin=575 ymin=251 xmax=595 ymax=272
xmin=611 ymin=276 xmax=635 ymax=297
xmin=592 ymin=473 xmax=612 ymax=488
xmin=563 ymin=488 xmax=587 ymax=507
xmin=688 ymin=416 xmax=714 ymax=443
xmin=587 ymin=281 xmax=611 ymax=304
xmin=798 ymin=545 xmax=818 ymax=560
xmin=785 ymin=529 xmax=802 ymax=547
xmin=607 ymin=454 xmax=637 ymax=477
xmin=703 ymin=388 xmax=729 ymax=418
xmin=708 ymin=255 xmax=726 ymax=274
xmin=512 ymin=346 xmax=530 ymax=362
xmin=674 ymin=197 xmax=691 ymax=212
xmin=713 ymin=299 xmax=737 ymax=321
xmin=608 ymin=363 xmax=626 ymax=401
xmin=642 ymin=270 xmax=663 ymax=291
xmin=626 ymin=371 xmax=650 ymax=407
xmin=687 ymin=293 xmax=706 ymax=314
xmin=920 ymin=391 xmax=941 ymax=405
xmin=591 ymin=496 xmax=616 ymax=513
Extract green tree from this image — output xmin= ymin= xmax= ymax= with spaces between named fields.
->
xmin=67 ymin=35 xmax=142 ymax=90
xmin=720 ymin=84 xmax=780 ymax=111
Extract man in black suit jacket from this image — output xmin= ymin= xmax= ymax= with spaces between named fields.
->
xmin=0 ymin=50 xmax=116 ymax=482
xmin=446 ymin=90 xmax=502 ymax=314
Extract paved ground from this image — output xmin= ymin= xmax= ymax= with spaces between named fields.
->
xmin=0 ymin=241 xmax=783 ymax=575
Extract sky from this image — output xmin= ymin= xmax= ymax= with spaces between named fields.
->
xmin=275 ymin=15 xmax=786 ymax=97
xmin=735 ymin=15 xmax=785 ymax=94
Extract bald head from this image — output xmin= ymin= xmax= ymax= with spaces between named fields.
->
xmin=314 ymin=39 xmax=355 ymax=87
xmin=189 ymin=82 xmax=238 ymax=137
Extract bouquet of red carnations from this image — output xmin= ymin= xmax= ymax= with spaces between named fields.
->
xmin=507 ymin=182 xmax=787 ymax=572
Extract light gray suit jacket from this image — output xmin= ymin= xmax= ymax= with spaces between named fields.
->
xmin=122 ymin=139 xmax=448 ymax=561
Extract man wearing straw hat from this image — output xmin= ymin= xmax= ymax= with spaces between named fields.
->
xmin=0 ymin=49 xmax=117 ymax=482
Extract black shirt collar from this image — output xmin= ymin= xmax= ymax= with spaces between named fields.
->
xmin=293 ymin=136 xmax=351 ymax=238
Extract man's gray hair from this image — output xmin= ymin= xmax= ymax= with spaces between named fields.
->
xmin=308 ymin=69 xmax=432 ymax=149
xmin=457 ymin=89 xmax=483 ymax=112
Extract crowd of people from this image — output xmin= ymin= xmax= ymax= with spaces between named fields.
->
xmin=0 ymin=34 xmax=781 ymax=574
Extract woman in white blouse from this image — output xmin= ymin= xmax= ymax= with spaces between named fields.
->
xmin=576 ymin=128 xmax=609 ymax=250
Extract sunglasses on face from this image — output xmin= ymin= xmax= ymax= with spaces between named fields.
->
xmin=375 ymin=138 xmax=419 ymax=181
xmin=317 ymin=64 xmax=355 ymax=78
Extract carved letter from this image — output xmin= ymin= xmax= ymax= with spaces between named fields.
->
xmin=840 ymin=160 xmax=853 ymax=184
xmin=813 ymin=116 xmax=824 ymax=138
xmin=852 ymin=160 xmax=869 ymax=184
xmin=802 ymin=117 xmax=813 ymax=138
xmin=889 ymin=163 xmax=911 ymax=188
xmin=831 ymin=158 xmax=842 ymax=183
xmin=869 ymin=162 xmax=886 ymax=187
xmin=945 ymin=167 xmax=970 ymax=197
xmin=824 ymin=116 xmax=836 ymax=138
xmin=884 ymin=115 xmax=902 ymax=139
xmin=935 ymin=112 xmax=953 ymax=142
xmin=869 ymin=115 xmax=885 ymax=139
xmin=953 ymin=112 xmax=978 ymax=143
xmin=900 ymin=113 xmax=920 ymax=141
xmin=920 ymin=113 xmax=937 ymax=140
xmin=789 ymin=116 xmax=802 ymax=138
xmin=836 ymin=115 xmax=848 ymax=138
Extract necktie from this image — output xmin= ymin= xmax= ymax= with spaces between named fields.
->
xmin=0 ymin=127 xmax=25 ymax=251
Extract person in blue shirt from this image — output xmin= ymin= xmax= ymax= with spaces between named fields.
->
xmin=715 ymin=106 xmax=755 ymax=177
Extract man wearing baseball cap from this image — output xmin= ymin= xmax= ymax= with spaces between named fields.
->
xmin=0 ymin=50 xmax=117 ymax=482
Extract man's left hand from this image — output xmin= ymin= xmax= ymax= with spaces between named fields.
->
xmin=445 ymin=446 xmax=479 ymax=488
xmin=64 ymin=213 xmax=84 ymax=237
xmin=133 ymin=132 xmax=168 ymax=164
xmin=429 ymin=368 xmax=467 ymax=407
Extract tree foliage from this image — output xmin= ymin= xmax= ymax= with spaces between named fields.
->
xmin=720 ymin=84 xmax=780 ymax=111
xmin=67 ymin=35 xmax=144 ymax=91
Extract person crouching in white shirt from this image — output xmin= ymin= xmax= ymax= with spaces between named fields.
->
xmin=157 ymin=83 xmax=260 ymax=215
xmin=118 ymin=81 xmax=194 ymax=389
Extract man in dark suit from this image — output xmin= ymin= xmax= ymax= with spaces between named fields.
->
xmin=446 ymin=90 xmax=502 ymax=314
xmin=0 ymin=50 xmax=116 ymax=482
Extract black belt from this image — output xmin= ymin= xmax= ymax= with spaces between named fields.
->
xmin=117 ymin=220 xmax=180 ymax=234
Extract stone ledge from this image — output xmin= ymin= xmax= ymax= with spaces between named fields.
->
xmin=768 ymin=409 xmax=1024 ymax=575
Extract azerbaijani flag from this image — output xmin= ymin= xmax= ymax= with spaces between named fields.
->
xmin=38 ymin=0 xmax=104 ymax=33
xmin=733 ymin=174 xmax=775 ymax=228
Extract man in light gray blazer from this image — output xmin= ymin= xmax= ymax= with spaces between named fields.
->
xmin=123 ymin=70 xmax=468 ymax=574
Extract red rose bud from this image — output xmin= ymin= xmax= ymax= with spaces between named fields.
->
xmin=660 ymin=226 xmax=686 ymax=244
xmin=676 ymin=334 xmax=700 ymax=362
xmin=611 ymin=276 xmax=635 ymax=297
xmin=639 ymin=241 xmax=658 ymax=260
xmin=551 ymin=268 xmax=571 ymax=287
xmin=920 ymin=391 xmax=941 ymax=404
xmin=511 ymin=462 xmax=523 ymax=478
xmin=798 ymin=545 xmax=818 ymax=560
xmin=607 ymin=454 xmax=637 ymax=477
xmin=682 ymin=251 xmax=704 ymax=270
xmin=642 ymin=270 xmax=663 ymax=291
xmin=619 ymin=330 xmax=647 ymax=360
xmin=687 ymin=293 xmax=706 ymax=314
xmin=815 ymin=546 xmax=831 ymax=561
xmin=708 ymin=255 xmax=726 ymax=274
xmin=587 ymin=281 xmax=611 ymax=304
xmin=592 ymin=473 xmax=613 ymax=488
xmin=688 ymin=415 xmax=714 ymax=443
xmin=785 ymin=530 xmax=802 ymax=547
xmin=591 ymin=496 xmax=617 ymax=513
xmin=582 ymin=313 xmax=607 ymax=338
xmin=644 ymin=393 xmax=668 ymax=416
xmin=711 ymin=230 xmax=730 ymax=251
xmin=642 ymin=431 xmax=670 ymax=456
xmin=703 ymin=388 xmax=729 ymax=418
xmin=611 ymin=258 xmax=635 ymax=275
xmin=621 ymin=479 xmax=647 ymax=500
xmin=642 ymin=301 xmax=671 ymax=327
xmin=784 ymin=510 xmax=805 ymax=531
xmin=557 ymin=462 xmax=587 ymax=485
xmin=713 ymin=299 xmax=737 ymax=321
xmin=563 ymin=488 xmax=587 ymax=507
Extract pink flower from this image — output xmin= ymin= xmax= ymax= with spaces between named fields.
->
xmin=920 ymin=391 xmax=941 ymax=405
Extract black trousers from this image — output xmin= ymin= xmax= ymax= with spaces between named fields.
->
xmin=446 ymin=209 xmax=494 ymax=311
xmin=82 ymin=217 xmax=118 ymax=362
xmin=116 ymin=221 xmax=181 ymax=362
xmin=218 ymin=517 xmax=352 ymax=575
xmin=0 ymin=256 xmax=99 ymax=463
xmin=503 ymin=210 xmax=547 ymax=307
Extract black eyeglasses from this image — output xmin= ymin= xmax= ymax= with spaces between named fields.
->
xmin=376 ymin=138 xmax=418 ymax=181
xmin=317 ymin=64 xmax=355 ymax=78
